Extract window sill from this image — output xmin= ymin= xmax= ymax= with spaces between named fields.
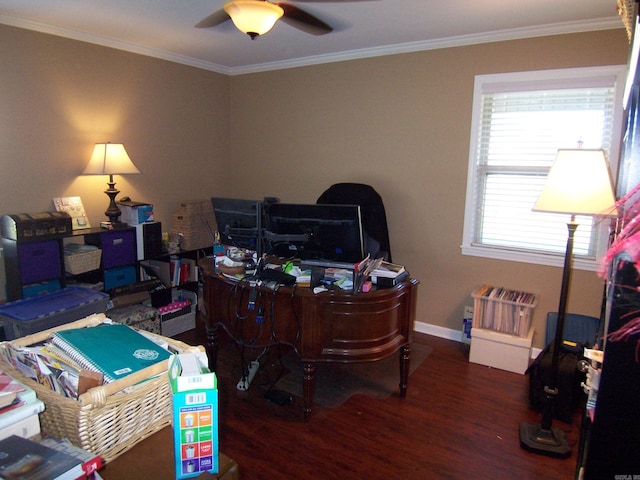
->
xmin=460 ymin=244 xmax=600 ymax=272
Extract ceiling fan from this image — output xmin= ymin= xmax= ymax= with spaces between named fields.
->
xmin=195 ymin=0 xmax=339 ymax=39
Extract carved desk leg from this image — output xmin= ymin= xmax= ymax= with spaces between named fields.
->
xmin=303 ymin=362 xmax=316 ymax=422
xmin=206 ymin=322 xmax=220 ymax=372
xmin=399 ymin=343 xmax=411 ymax=398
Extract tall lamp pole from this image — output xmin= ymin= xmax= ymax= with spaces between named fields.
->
xmin=519 ymin=149 xmax=617 ymax=458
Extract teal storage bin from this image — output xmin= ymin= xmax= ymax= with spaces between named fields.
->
xmin=104 ymin=265 xmax=137 ymax=291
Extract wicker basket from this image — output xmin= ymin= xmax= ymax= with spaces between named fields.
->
xmin=0 ymin=313 xmax=204 ymax=463
xmin=176 ymin=199 xmax=213 ymax=214
xmin=64 ymin=247 xmax=102 ymax=274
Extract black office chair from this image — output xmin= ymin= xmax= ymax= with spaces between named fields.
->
xmin=316 ymin=183 xmax=392 ymax=262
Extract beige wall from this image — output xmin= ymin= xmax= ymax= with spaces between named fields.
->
xmin=227 ymin=29 xmax=629 ymax=348
xmin=0 ymin=24 xmax=230 ymax=226
xmin=0 ymin=24 xmax=629 ymax=348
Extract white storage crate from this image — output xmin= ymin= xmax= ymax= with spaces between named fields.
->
xmin=471 ymin=285 xmax=537 ymax=337
xmin=470 ymin=325 xmax=535 ymax=374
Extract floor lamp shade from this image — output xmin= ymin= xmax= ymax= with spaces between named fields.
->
xmin=83 ymin=143 xmax=140 ymax=224
xmin=533 ymin=149 xmax=617 ymax=217
xmin=520 ymin=148 xmax=617 ymax=458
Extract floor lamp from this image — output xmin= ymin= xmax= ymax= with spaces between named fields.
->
xmin=519 ymin=148 xmax=617 ymax=458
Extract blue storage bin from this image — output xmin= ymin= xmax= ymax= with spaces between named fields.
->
xmin=0 ymin=286 xmax=109 ymax=340
xmin=22 ymin=279 xmax=62 ymax=298
xmin=104 ymin=265 xmax=137 ymax=291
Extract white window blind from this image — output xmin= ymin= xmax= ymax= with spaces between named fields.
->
xmin=462 ymin=66 xmax=626 ymax=270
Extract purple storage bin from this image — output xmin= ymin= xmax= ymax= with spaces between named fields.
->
xmin=18 ymin=239 xmax=62 ymax=284
xmin=87 ymin=229 xmax=136 ymax=269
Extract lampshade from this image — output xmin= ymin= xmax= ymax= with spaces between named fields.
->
xmin=223 ymin=0 xmax=284 ymax=39
xmin=533 ymin=148 xmax=618 ymax=217
xmin=82 ymin=143 xmax=140 ymax=176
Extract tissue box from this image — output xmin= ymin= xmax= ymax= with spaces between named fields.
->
xmin=118 ymin=201 xmax=153 ymax=225
xmin=169 ymin=352 xmax=218 ymax=479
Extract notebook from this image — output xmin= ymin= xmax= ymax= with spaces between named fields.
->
xmin=51 ymin=323 xmax=172 ymax=383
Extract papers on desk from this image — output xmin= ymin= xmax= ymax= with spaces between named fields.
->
xmin=370 ymin=261 xmax=406 ymax=278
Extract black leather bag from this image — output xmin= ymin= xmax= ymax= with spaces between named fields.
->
xmin=526 ymin=342 xmax=586 ymax=423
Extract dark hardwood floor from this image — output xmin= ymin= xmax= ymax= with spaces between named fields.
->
xmin=176 ymin=315 xmax=580 ymax=480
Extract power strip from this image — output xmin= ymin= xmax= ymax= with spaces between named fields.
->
xmin=236 ymin=361 xmax=259 ymax=391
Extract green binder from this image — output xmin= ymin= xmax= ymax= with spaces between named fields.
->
xmin=51 ymin=323 xmax=172 ymax=383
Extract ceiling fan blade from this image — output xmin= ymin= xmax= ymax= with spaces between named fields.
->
xmin=290 ymin=0 xmax=375 ymax=2
xmin=195 ymin=9 xmax=231 ymax=28
xmin=275 ymin=3 xmax=333 ymax=35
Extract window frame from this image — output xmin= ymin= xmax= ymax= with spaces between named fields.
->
xmin=461 ymin=65 xmax=627 ymax=272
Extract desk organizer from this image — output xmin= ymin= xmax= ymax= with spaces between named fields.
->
xmin=0 ymin=313 xmax=203 ymax=463
xmin=471 ymin=285 xmax=537 ymax=338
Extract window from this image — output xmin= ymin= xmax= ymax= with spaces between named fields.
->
xmin=462 ymin=66 xmax=626 ymax=271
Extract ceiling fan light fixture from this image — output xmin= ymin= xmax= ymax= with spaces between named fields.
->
xmin=223 ymin=1 xmax=284 ymax=39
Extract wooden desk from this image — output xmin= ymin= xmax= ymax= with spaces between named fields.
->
xmin=199 ymin=258 xmax=419 ymax=420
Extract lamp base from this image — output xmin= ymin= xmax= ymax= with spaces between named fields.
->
xmin=104 ymin=175 xmax=122 ymax=224
xmin=519 ymin=422 xmax=571 ymax=458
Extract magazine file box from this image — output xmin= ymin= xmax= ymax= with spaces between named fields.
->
xmin=169 ymin=352 xmax=218 ymax=479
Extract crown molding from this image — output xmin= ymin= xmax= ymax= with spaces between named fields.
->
xmin=0 ymin=14 xmax=622 ymax=77
xmin=231 ymin=17 xmax=622 ymax=75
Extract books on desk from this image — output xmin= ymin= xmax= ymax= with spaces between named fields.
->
xmin=370 ymin=261 xmax=408 ymax=287
xmin=40 ymin=437 xmax=103 ymax=479
xmin=0 ymin=434 xmax=85 ymax=480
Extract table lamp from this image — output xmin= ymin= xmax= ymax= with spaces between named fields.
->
xmin=82 ymin=142 xmax=140 ymax=225
xmin=519 ymin=148 xmax=617 ymax=457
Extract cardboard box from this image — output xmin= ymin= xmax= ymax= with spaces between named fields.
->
xmin=169 ymin=352 xmax=218 ymax=479
xmin=469 ymin=325 xmax=535 ymax=374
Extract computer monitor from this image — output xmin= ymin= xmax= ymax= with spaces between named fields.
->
xmin=263 ymin=203 xmax=365 ymax=263
xmin=211 ymin=197 xmax=262 ymax=255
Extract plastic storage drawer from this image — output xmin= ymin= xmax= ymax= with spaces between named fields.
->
xmin=0 ymin=286 xmax=109 ymax=340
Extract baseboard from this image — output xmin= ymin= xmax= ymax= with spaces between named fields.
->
xmin=414 ymin=321 xmax=542 ymax=360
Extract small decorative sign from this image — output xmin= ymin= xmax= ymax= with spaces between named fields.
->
xmin=53 ymin=196 xmax=91 ymax=230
